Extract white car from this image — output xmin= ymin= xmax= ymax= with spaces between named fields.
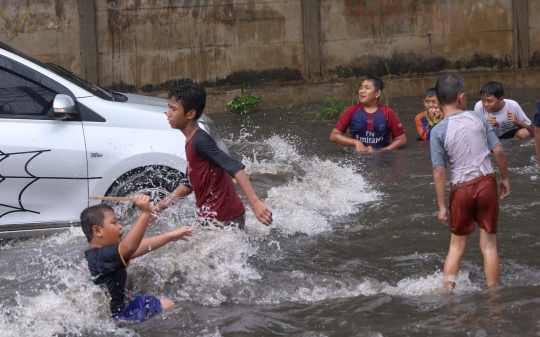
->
xmin=0 ymin=42 xmax=226 ymax=239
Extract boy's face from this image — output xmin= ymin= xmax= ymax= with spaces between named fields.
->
xmin=481 ymin=94 xmax=504 ymax=113
xmin=423 ymin=95 xmax=439 ymax=111
xmin=93 ymin=210 xmax=123 ymax=246
xmin=166 ymin=97 xmax=195 ymax=130
xmin=359 ymin=80 xmax=381 ymax=104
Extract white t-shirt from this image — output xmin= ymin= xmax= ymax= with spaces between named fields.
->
xmin=474 ymin=99 xmax=531 ymax=137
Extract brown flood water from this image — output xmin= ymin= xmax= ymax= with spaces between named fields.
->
xmin=1 ymin=88 xmax=539 ymax=337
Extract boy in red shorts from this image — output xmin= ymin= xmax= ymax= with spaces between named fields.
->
xmin=430 ymin=74 xmax=510 ymax=292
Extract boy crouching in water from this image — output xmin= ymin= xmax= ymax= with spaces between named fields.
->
xmin=81 ymin=195 xmax=194 ymax=322
xmin=430 ymin=74 xmax=510 ymax=292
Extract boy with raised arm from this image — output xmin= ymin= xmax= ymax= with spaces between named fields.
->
xmin=430 ymin=74 xmax=510 ymax=292
xmin=474 ymin=81 xmax=532 ymax=139
xmin=81 ymin=195 xmax=194 ymax=322
xmin=152 ymin=83 xmax=272 ymax=229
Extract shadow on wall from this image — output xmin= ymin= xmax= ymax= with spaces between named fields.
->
xmin=331 ymin=52 xmax=512 ymax=78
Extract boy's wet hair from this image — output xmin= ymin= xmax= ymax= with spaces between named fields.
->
xmin=436 ymin=74 xmax=465 ymax=106
xmin=479 ymin=81 xmax=504 ymax=99
xmin=425 ymin=87 xmax=437 ymax=98
xmin=80 ymin=204 xmax=115 ymax=242
xmin=168 ymin=82 xmax=207 ymax=120
xmin=362 ymin=76 xmax=384 ymax=92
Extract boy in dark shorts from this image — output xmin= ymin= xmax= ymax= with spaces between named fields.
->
xmin=415 ymin=88 xmax=444 ymax=141
xmin=430 ymin=74 xmax=510 ymax=292
xmin=81 ymin=195 xmax=194 ymax=322
xmin=151 ymin=83 xmax=273 ymax=228
xmin=474 ymin=81 xmax=532 ymax=139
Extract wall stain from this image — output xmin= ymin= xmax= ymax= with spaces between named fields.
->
xmin=344 ymin=0 xmax=448 ymax=36
xmin=530 ymin=50 xmax=540 ymax=67
xmin=331 ymin=52 xmax=512 ymax=78
xmin=106 ymin=68 xmax=303 ymax=93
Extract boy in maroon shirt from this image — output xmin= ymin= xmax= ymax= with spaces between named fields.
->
xmin=151 ymin=83 xmax=272 ymax=228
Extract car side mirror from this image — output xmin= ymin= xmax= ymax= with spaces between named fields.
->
xmin=53 ymin=94 xmax=78 ymax=120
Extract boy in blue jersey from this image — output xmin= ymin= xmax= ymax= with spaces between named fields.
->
xmin=81 ymin=195 xmax=194 ymax=322
xmin=430 ymin=74 xmax=510 ymax=292
xmin=331 ymin=77 xmax=406 ymax=153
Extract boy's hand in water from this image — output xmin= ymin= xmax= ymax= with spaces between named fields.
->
xmin=438 ymin=206 xmax=449 ymax=227
xmin=134 ymin=195 xmax=153 ymax=214
xmin=169 ymin=227 xmax=194 ymax=241
xmin=354 ymin=139 xmax=368 ymax=154
xmin=252 ymin=199 xmax=273 ymax=226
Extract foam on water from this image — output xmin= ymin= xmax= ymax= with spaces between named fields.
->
xmin=0 ymin=134 xmax=466 ymax=336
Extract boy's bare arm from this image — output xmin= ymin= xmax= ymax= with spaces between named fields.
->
xmin=382 ymin=134 xmax=407 ymax=151
xmin=234 ymin=169 xmax=273 ymax=226
xmin=330 ymin=128 xmax=368 ymax=153
xmin=151 ymin=184 xmax=193 ymax=217
xmin=131 ymin=226 xmax=194 ymax=259
xmin=507 ymin=111 xmax=532 ymax=133
xmin=119 ymin=195 xmax=152 ymax=261
xmin=492 ymin=145 xmax=510 ymax=199
xmin=433 ymin=166 xmax=448 ymax=226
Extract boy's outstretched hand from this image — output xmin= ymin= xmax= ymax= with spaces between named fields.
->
xmin=252 ymin=199 xmax=273 ymax=226
xmin=169 ymin=227 xmax=194 ymax=241
xmin=134 ymin=195 xmax=153 ymax=214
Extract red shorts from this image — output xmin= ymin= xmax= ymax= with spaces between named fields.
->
xmin=448 ymin=173 xmax=499 ymax=236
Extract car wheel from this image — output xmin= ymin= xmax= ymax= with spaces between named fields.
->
xmin=105 ymin=166 xmax=183 ymax=217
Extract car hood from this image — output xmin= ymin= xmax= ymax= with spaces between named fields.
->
xmin=123 ymin=93 xmax=169 ymax=109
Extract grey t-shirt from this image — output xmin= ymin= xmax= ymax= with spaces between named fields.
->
xmin=430 ymin=110 xmax=501 ymax=185
xmin=474 ymin=99 xmax=531 ymax=137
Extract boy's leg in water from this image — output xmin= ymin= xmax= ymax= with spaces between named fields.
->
xmin=479 ymin=228 xmax=500 ymax=288
xmin=444 ymin=233 xmax=469 ymax=292
xmin=160 ymin=298 xmax=175 ymax=310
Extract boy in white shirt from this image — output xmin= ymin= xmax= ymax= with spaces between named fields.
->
xmin=474 ymin=81 xmax=532 ymax=139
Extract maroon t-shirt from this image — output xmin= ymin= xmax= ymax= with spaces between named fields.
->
xmin=183 ymin=129 xmax=245 ymax=221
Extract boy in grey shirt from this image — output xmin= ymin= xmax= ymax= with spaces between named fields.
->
xmin=431 ymin=74 xmax=510 ymax=292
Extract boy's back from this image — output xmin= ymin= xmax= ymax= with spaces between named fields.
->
xmin=430 ymin=110 xmax=500 ymax=184
xmin=85 ymin=245 xmax=129 ymax=314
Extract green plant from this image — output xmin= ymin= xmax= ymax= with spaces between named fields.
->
xmin=295 ymin=97 xmax=350 ymax=122
xmin=384 ymin=62 xmax=391 ymax=76
xmin=226 ymin=83 xmax=262 ymax=114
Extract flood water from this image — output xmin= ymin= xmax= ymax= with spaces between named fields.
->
xmin=1 ymin=89 xmax=540 ymax=336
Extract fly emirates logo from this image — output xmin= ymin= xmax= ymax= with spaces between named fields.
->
xmin=356 ymin=131 xmax=383 ymax=144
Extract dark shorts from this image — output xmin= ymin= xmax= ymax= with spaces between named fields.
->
xmin=113 ymin=295 xmax=162 ymax=322
xmin=499 ymin=128 xmax=519 ymax=139
xmin=197 ymin=213 xmax=246 ymax=230
xmin=449 ymin=173 xmax=499 ymax=236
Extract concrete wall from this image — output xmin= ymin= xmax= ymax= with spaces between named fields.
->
xmin=320 ymin=0 xmax=515 ymax=78
xmin=0 ymin=1 xmax=82 ymax=73
xmin=0 ymin=0 xmax=538 ymax=94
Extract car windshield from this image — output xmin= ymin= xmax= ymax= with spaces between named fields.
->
xmin=0 ymin=42 xmax=123 ymax=101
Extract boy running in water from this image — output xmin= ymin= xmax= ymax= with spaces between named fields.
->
xmin=152 ymin=83 xmax=272 ymax=228
xmin=430 ymin=74 xmax=510 ymax=292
